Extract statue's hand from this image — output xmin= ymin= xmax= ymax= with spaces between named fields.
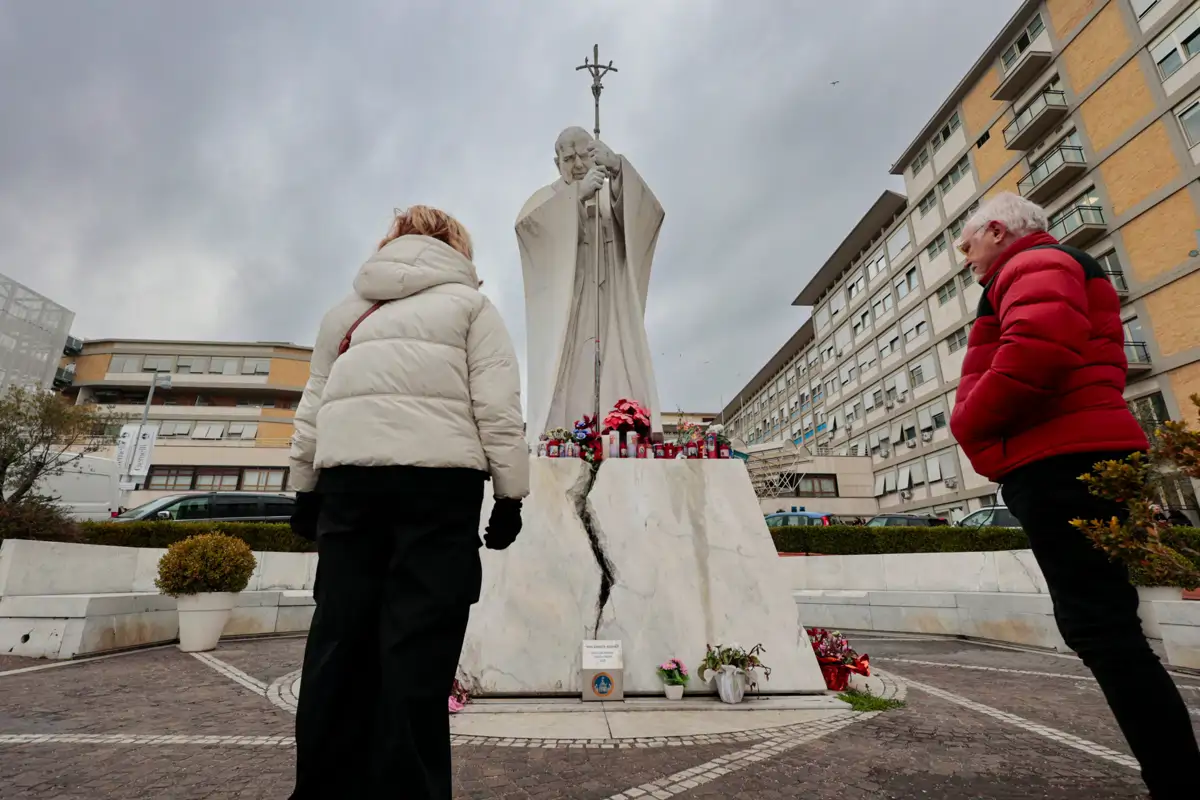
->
xmin=579 ymin=166 xmax=606 ymax=200
xmin=586 ymin=140 xmax=621 ymax=174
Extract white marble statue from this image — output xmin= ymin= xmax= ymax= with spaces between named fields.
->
xmin=515 ymin=127 xmax=664 ymax=443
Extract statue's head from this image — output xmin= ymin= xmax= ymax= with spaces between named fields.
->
xmin=554 ymin=126 xmax=594 ymax=184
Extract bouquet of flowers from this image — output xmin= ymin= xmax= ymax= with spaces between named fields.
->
xmin=708 ymin=423 xmax=731 ymax=446
xmin=674 ymin=419 xmax=703 ymax=446
xmin=806 ymin=628 xmax=869 ymax=691
xmin=601 ymin=398 xmax=652 ymax=436
xmin=448 ymin=678 xmax=470 ymax=714
xmin=573 ymin=415 xmax=603 ymax=463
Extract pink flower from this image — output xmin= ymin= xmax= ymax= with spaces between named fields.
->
xmin=448 ymin=696 xmax=465 ymax=713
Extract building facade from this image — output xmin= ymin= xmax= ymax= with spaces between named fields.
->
xmin=0 ymin=272 xmax=76 ymax=393
xmin=724 ymin=0 xmax=1200 ymax=519
xmin=60 ymin=339 xmax=312 ymax=506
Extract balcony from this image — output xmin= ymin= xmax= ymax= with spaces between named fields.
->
xmin=1004 ymin=90 xmax=1069 ymax=151
xmin=992 ymin=48 xmax=1053 ymax=101
xmin=1105 ymin=269 xmax=1130 ymax=298
xmin=52 ymin=366 xmax=75 ymax=389
xmin=1018 ymin=145 xmax=1088 ymax=205
xmin=63 ymin=336 xmax=83 ymax=356
xmin=1126 ymin=342 xmax=1152 ymax=374
xmin=1048 ymin=204 xmax=1106 ymax=248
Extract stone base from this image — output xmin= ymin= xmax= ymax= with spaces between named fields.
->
xmin=458 ymin=457 xmax=827 ymax=696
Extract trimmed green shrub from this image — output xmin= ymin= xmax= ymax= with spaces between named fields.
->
xmin=155 ymin=532 xmax=257 ymax=596
xmin=771 ymin=525 xmax=1030 ymax=555
xmin=77 ymin=520 xmax=313 ymax=552
xmin=0 ymin=498 xmax=82 ymax=544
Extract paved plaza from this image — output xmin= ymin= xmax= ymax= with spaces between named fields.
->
xmin=0 ymin=633 xmax=1197 ymax=798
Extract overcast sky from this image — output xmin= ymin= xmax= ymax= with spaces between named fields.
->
xmin=0 ymin=0 xmax=1021 ymax=414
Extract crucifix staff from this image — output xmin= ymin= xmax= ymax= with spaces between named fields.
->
xmin=575 ymin=44 xmax=617 ymax=429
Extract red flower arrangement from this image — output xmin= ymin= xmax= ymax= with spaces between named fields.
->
xmin=601 ymin=398 xmax=652 ymax=436
xmin=573 ymin=415 xmax=604 ymax=463
xmin=805 ymin=628 xmax=870 ymax=691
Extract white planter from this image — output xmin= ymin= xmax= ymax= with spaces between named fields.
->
xmin=176 ymin=592 xmax=238 ymax=652
xmin=702 ymin=665 xmax=748 ymax=704
xmin=1137 ymin=586 xmax=1182 ymax=641
xmin=663 ymin=684 xmax=684 ymax=701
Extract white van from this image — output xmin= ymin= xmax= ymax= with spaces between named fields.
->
xmin=33 ymin=455 xmax=120 ymax=521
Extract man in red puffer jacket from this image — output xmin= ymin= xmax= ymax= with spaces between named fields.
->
xmin=951 ymin=192 xmax=1199 ymax=797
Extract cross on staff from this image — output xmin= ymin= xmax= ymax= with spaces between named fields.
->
xmin=575 ymin=44 xmax=617 ymax=428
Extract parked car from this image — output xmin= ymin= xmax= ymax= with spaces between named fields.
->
xmin=957 ymin=506 xmax=1022 ymax=529
xmin=764 ymin=511 xmax=840 ymax=527
xmin=111 ymin=492 xmax=295 ymax=523
xmin=866 ymin=513 xmax=949 ymax=527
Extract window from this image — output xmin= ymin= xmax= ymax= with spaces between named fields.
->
xmin=829 ymin=291 xmax=847 ymax=318
xmin=146 ymin=467 xmax=194 ymax=491
xmin=949 ymin=202 xmax=980 ymax=241
xmin=901 ymin=311 xmax=927 ymax=343
xmin=1001 ymin=13 xmax=1045 ymax=71
xmin=847 ymin=272 xmax=866 ymax=301
xmin=910 ymin=354 xmax=935 ymax=387
xmin=946 ymin=326 xmax=970 ymax=353
xmin=938 ymin=155 xmax=971 ymax=194
xmin=852 ymin=307 xmax=871 ymax=336
xmin=142 ymin=356 xmax=173 ymax=373
xmin=264 ymin=497 xmax=295 ymax=518
xmin=195 ymin=467 xmax=240 ymax=491
xmin=894 ymin=267 xmax=919 ymax=300
xmin=176 ymin=356 xmax=210 ymax=374
xmin=918 ymin=192 xmax=938 ymax=216
xmin=1152 ymin=6 xmax=1200 ymax=80
xmin=191 ymin=423 xmax=225 ymax=440
xmin=110 ymin=355 xmax=141 ymax=373
xmin=820 ymin=342 xmax=835 ymax=363
xmin=228 ymin=422 xmax=259 ymax=440
xmin=839 ymin=361 xmax=857 ymax=386
xmin=1178 ymin=95 xmax=1200 ymax=146
xmin=241 ymin=468 xmax=287 ymax=492
xmin=241 ymin=358 xmax=271 ymax=375
xmin=812 ymin=383 xmax=824 ymax=403
xmin=887 ymin=225 xmax=912 ymax=261
xmin=867 ymin=251 xmax=888 ymax=281
xmin=212 ymin=495 xmax=262 ymax=518
xmin=958 ymin=267 xmax=975 ymax=287
xmin=919 ymin=401 xmax=948 ymax=432
xmin=871 ymin=288 xmax=894 ymax=318
xmin=930 ymin=112 xmax=962 ymax=152
xmin=925 ymin=233 xmax=948 ymax=260
xmin=195 ymin=394 xmax=212 ymax=406
xmin=1129 ymin=392 xmax=1171 ymax=434
xmin=877 ymin=327 xmax=900 ymax=359
xmin=794 ymin=474 xmax=838 ymax=498
xmin=159 ymin=421 xmax=193 ymax=437
xmin=1048 ymin=188 xmax=1103 ymax=234
xmin=814 ymin=306 xmax=831 ymax=332
xmin=171 ymin=496 xmax=211 ymax=521
xmin=210 ymin=357 xmax=239 ymax=376
xmin=834 ymin=324 xmax=852 ymax=353
xmin=910 ymin=147 xmax=930 ymax=176
xmin=936 ymin=279 xmax=958 ymax=305
xmin=857 ymin=348 xmax=877 ymax=373
xmin=1133 ymin=0 xmax=1160 ymax=20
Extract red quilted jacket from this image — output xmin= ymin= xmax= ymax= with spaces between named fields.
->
xmin=950 ymin=231 xmax=1147 ymax=481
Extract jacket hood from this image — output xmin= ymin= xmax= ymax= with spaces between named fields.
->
xmin=353 ymin=235 xmax=481 ymax=301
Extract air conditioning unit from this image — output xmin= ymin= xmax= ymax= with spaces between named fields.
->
xmin=885 ymin=401 xmax=895 ymax=410
xmin=880 ymin=449 xmax=891 ymax=459
xmin=897 ymin=395 xmax=908 ymax=404
xmin=906 ymin=438 xmax=918 ymax=448
xmin=900 ymin=489 xmax=914 ymax=500
xmin=921 ymin=431 xmax=933 ymax=442
xmin=945 ymin=477 xmax=958 ymax=489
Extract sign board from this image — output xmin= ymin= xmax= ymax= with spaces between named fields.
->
xmin=581 ymin=640 xmax=624 ymax=702
xmin=116 ymin=424 xmax=159 ymax=480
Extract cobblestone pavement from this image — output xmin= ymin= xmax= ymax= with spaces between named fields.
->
xmin=1 ymin=632 xmax=1197 ymax=798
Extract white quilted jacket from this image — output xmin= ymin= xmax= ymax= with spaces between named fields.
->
xmin=289 ymin=235 xmax=530 ymax=500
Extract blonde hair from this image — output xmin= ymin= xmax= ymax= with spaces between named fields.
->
xmin=378 ymin=205 xmax=474 ymax=260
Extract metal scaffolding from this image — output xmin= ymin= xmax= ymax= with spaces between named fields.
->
xmin=0 ymin=272 xmax=75 ymax=393
xmin=735 ymin=438 xmax=814 ymax=499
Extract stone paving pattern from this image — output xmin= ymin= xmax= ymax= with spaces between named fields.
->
xmin=2 ymin=633 xmax=1198 ymax=798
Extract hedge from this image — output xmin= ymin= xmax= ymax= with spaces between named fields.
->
xmin=770 ymin=525 xmax=1200 ymax=561
xmin=0 ymin=520 xmax=315 ymax=553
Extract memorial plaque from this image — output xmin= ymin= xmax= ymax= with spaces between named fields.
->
xmin=581 ymin=640 xmax=624 ymax=702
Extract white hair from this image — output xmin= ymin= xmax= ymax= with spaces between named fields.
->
xmin=955 ymin=192 xmax=1049 ymax=248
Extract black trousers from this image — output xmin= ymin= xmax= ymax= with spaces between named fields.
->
xmin=1002 ymin=451 xmax=1200 ymax=798
xmin=290 ymin=469 xmax=485 ymax=800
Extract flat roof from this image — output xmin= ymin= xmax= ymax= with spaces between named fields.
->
xmin=791 ymin=190 xmax=908 ymax=307
xmin=719 ymin=316 xmax=814 ymax=422
xmin=889 ymin=0 xmax=1040 ymax=175
xmin=81 ymin=338 xmax=311 ymax=352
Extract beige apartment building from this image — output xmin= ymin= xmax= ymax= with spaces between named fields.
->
xmin=61 ymin=339 xmax=312 ymax=506
xmin=724 ymin=0 xmax=1200 ymax=520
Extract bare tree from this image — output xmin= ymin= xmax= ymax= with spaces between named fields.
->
xmin=0 ymin=385 xmax=123 ymax=504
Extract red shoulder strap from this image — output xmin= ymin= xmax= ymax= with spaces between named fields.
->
xmin=338 ymin=301 xmax=387 ymax=357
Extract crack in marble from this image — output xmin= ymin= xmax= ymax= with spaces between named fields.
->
xmin=579 ymin=462 xmax=615 ymax=639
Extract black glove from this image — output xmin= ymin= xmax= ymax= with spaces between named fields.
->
xmin=485 ymin=498 xmax=523 ymax=550
xmin=290 ymin=491 xmax=322 ymax=541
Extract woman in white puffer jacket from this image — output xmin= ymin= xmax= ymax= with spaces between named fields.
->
xmin=287 ymin=206 xmax=529 ymax=800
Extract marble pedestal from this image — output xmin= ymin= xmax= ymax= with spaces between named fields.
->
xmin=457 ymin=457 xmax=827 ymax=696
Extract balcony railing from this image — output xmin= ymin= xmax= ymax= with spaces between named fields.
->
xmin=1018 ymin=145 xmax=1087 ymax=204
xmin=1004 ymin=90 xmax=1069 ymax=150
xmin=993 ymin=48 xmax=1053 ymax=101
xmin=1105 ymin=269 xmax=1130 ymax=296
xmin=63 ymin=336 xmax=83 ymax=356
xmin=1048 ymin=204 xmax=1106 ymax=247
xmin=1125 ymin=341 xmax=1152 ymax=369
xmin=53 ymin=366 xmax=75 ymax=388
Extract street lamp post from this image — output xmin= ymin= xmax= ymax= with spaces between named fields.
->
xmin=118 ymin=371 xmax=171 ymax=506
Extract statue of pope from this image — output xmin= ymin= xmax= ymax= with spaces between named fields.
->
xmin=515 ymin=127 xmax=664 ymax=444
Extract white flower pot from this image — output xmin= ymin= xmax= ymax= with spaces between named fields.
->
xmin=176 ymin=592 xmax=238 ymax=652
xmin=664 ymin=684 xmax=684 ymax=701
xmin=702 ymin=665 xmax=747 ymax=704
xmin=1137 ymin=586 xmax=1182 ymax=641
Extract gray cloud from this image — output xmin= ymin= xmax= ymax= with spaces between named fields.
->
xmin=0 ymin=0 xmax=1020 ymax=413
